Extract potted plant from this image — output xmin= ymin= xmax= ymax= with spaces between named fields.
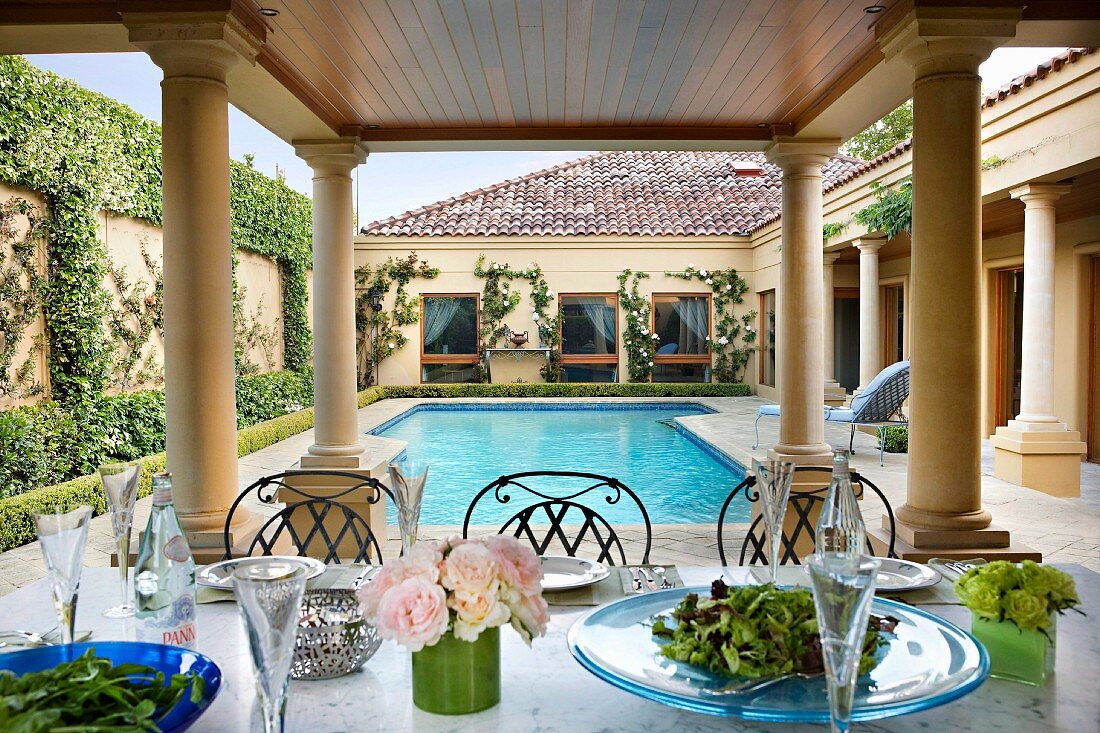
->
xmin=954 ymin=560 xmax=1082 ymax=686
xmin=358 ymin=536 xmax=548 ymax=714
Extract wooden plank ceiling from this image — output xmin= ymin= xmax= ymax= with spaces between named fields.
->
xmin=255 ymin=0 xmax=893 ymax=137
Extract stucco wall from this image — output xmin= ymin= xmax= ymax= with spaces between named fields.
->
xmin=355 ymin=237 xmax=756 ymax=386
xmin=0 ymin=182 xmax=47 ymax=408
xmin=0 ymin=180 xmax=287 ymax=408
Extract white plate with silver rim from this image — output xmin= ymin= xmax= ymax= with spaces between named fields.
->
xmin=197 ymin=556 xmax=326 ymax=588
xmin=540 ymin=556 xmax=611 ymax=591
xmin=871 ymin=557 xmax=941 ymax=592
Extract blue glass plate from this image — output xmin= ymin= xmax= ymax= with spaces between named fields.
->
xmin=567 ymin=586 xmax=989 ymax=723
xmin=0 ymin=641 xmax=222 ymax=732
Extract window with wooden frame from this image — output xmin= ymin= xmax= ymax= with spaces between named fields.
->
xmin=759 ymin=290 xmax=777 ymax=387
xmin=882 ymin=283 xmax=905 ymax=365
xmin=651 ymin=293 xmax=711 ymax=383
xmin=559 ymin=294 xmax=618 ymax=383
xmin=420 ymin=294 xmax=480 ymax=384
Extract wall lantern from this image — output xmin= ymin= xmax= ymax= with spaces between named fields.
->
xmin=368 ymin=288 xmax=384 ymax=312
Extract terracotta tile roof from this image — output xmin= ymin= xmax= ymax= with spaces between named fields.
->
xmin=824 ymin=140 xmax=912 ymax=194
xmin=361 ymin=151 xmax=863 ymax=237
xmin=982 ymin=47 xmax=1093 ymax=108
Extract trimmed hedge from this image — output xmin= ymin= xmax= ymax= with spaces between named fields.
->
xmin=366 ymin=382 xmax=753 ymax=401
xmin=0 ymin=404 xmax=325 ymax=553
xmin=0 ymin=370 xmax=313 ymax=499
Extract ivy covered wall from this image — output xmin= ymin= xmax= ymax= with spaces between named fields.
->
xmin=0 ymin=55 xmax=313 ymax=403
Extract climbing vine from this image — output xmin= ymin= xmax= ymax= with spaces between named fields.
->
xmin=0 ymin=197 xmax=47 ymax=399
xmin=354 ymin=252 xmax=440 ymax=388
xmin=665 ymin=265 xmax=758 ymax=383
xmin=617 ymin=269 xmax=656 ymax=382
xmin=104 ymin=238 xmax=163 ymax=390
xmin=853 ymin=177 xmax=912 ymax=240
xmin=0 ymin=55 xmax=314 ymax=404
xmin=473 ymin=255 xmax=561 ymax=383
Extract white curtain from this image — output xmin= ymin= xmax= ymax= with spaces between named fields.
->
xmin=575 ymin=297 xmax=616 ymax=353
xmin=673 ymin=298 xmax=709 ymax=354
xmin=423 ymin=297 xmax=461 ymax=350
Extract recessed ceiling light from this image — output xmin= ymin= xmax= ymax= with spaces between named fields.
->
xmin=366 ymin=124 xmax=380 ymax=129
xmin=863 ymin=4 xmax=886 ymax=13
xmin=258 ymin=8 xmax=280 ymax=17
xmin=756 ymin=123 xmax=769 ymax=128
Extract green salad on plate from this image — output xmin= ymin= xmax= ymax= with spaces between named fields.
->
xmin=651 ymin=580 xmax=895 ymax=679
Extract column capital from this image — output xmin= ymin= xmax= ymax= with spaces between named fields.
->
xmin=1010 ymin=183 xmax=1073 ymax=206
xmin=877 ymin=6 xmax=1020 ymax=76
xmin=823 ymin=251 xmax=842 ymax=265
xmin=764 ymin=138 xmax=841 ymax=173
xmin=124 ymin=10 xmax=262 ymax=79
xmin=295 ymin=138 xmax=370 ymax=176
xmin=853 ymin=237 xmax=886 ymax=254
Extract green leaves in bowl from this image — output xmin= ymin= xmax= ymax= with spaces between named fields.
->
xmin=651 ymin=580 xmax=895 ymax=680
xmin=0 ymin=649 xmax=204 ymax=732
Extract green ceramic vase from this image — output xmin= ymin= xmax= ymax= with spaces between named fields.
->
xmin=412 ymin=627 xmax=501 ymax=714
xmin=971 ymin=612 xmax=1056 ymax=686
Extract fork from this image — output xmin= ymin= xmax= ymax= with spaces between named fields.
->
xmin=629 ymin=567 xmax=644 ymax=592
xmin=652 ymin=566 xmax=674 ymax=589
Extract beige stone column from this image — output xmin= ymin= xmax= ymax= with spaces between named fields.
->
xmin=823 ymin=252 xmax=846 ymax=405
xmin=992 ymin=184 xmax=1085 ymax=496
xmin=765 ymin=140 xmax=839 ymax=464
xmin=855 ymin=238 xmax=885 ymax=390
xmin=879 ymin=7 xmax=1038 ymax=559
xmin=294 ymin=140 xmax=369 ymax=463
xmin=128 ymin=16 xmax=262 ymax=550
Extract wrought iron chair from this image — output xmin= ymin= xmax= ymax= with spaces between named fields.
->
xmin=462 ymin=471 xmax=652 ymax=565
xmin=753 ymin=360 xmax=910 ymax=465
xmin=716 ymin=466 xmax=897 ymax=567
xmin=223 ymin=470 xmax=394 ymax=564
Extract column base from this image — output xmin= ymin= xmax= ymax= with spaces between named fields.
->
xmin=767 ymin=445 xmax=833 ymax=466
xmin=824 ymin=380 xmax=847 ymax=407
xmin=125 ymin=512 xmax=269 ymax=566
xmin=308 ymin=441 xmax=366 ymax=458
xmin=869 ymin=514 xmax=1040 ymax=562
xmin=286 ymin=455 xmax=391 ymax=555
xmin=991 ymin=425 xmax=1085 ymax=497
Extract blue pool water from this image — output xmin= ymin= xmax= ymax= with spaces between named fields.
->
xmin=370 ymin=403 xmax=747 ymax=525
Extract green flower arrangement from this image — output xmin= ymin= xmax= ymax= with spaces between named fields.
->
xmin=954 ymin=561 xmax=1082 ymax=635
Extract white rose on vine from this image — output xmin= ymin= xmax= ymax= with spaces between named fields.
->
xmin=651 ymin=334 xmax=658 ymax=340
xmin=532 ymin=313 xmax=540 ymax=322
xmin=725 ymin=284 xmax=732 ymax=291
xmin=688 ymin=263 xmax=695 ymax=269
xmin=718 ymin=336 xmax=729 ymax=345
xmin=640 ymin=328 xmax=648 ymax=335
xmin=387 ymin=342 xmax=396 ymax=349
xmin=632 ymin=310 xmax=639 ymax=317
xmin=705 ymin=278 xmax=713 ymax=285
xmin=699 ymin=269 xmax=708 ymax=277
xmin=648 ymin=361 xmax=654 ymax=366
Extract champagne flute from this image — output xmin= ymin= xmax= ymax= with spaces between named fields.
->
xmin=806 ymin=553 xmax=881 ymax=733
xmin=388 ymin=458 xmax=428 ymax=555
xmin=33 ymin=505 xmax=93 ymax=644
xmin=753 ymin=459 xmax=795 ymax=584
xmin=100 ymin=460 xmax=142 ymax=618
xmin=233 ymin=561 xmax=308 ymax=733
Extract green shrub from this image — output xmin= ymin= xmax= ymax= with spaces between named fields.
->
xmin=883 ymin=426 xmax=908 ymax=453
xmin=374 ymin=383 xmax=752 ymax=399
xmin=0 ymin=370 xmax=313 ymax=499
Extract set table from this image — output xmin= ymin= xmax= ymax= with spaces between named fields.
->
xmin=1 ymin=565 xmax=1097 ymax=732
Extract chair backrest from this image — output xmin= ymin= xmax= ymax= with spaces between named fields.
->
xmin=223 ymin=470 xmax=394 ymax=564
xmin=716 ymin=466 xmax=896 ymax=566
xmin=462 ymin=471 xmax=652 ymax=565
xmin=849 ymin=360 xmax=910 ymax=423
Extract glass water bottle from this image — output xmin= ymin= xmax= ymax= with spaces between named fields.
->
xmin=814 ymin=449 xmax=867 ymax=559
xmin=134 ymin=472 xmax=197 ymax=647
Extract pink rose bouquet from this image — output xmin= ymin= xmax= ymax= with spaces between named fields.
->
xmin=358 ymin=536 xmax=549 ymax=649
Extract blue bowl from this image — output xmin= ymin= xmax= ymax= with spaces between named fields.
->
xmin=0 ymin=641 xmax=222 ymax=732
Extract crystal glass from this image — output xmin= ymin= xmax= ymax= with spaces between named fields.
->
xmin=33 ymin=505 xmax=93 ymax=645
xmin=233 ymin=561 xmax=309 ymax=733
xmin=806 ymin=553 xmax=881 ymax=733
xmin=388 ymin=459 xmax=428 ymax=555
xmin=752 ymin=459 xmax=795 ymax=584
xmin=100 ymin=460 xmax=142 ymax=618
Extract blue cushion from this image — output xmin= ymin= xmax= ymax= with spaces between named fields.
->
xmin=849 ymin=360 xmax=909 ymax=415
xmin=757 ymin=404 xmax=780 ymax=417
xmin=824 ymin=408 xmax=856 ymax=422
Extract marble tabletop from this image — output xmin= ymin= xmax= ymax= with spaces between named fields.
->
xmin=1 ymin=564 xmax=1097 ymax=733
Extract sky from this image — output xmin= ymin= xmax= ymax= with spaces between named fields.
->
xmin=26 ymin=46 xmax=1066 ymax=226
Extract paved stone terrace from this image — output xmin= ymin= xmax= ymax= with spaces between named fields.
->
xmin=1 ymin=396 xmax=1097 ymax=598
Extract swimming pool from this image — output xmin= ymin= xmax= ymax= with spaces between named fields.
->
xmin=369 ymin=403 xmax=747 ymax=525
